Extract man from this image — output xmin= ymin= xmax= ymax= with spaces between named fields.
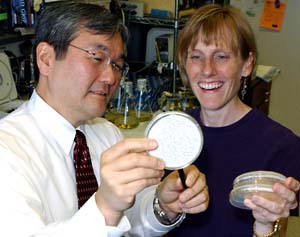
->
xmin=0 ymin=2 xmax=208 ymax=236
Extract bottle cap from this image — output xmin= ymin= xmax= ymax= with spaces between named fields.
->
xmin=124 ymin=81 xmax=133 ymax=93
xmin=137 ymin=78 xmax=147 ymax=90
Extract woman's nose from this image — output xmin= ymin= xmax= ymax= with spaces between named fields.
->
xmin=201 ymin=58 xmax=216 ymax=77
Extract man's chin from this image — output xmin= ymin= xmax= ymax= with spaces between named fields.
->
xmin=86 ymin=108 xmax=106 ymax=120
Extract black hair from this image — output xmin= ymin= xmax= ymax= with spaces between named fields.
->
xmin=33 ymin=2 xmax=129 ymax=61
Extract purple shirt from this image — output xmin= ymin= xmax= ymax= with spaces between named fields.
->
xmin=168 ymin=108 xmax=300 ymax=237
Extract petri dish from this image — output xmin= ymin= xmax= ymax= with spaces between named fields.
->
xmin=145 ymin=111 xmax=203 ymax=170
xmin=229 ymin=170 xmax=286 ymax=209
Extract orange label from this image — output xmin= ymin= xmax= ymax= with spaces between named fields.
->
xmin=260 ymin=0 xmax=286 ymax=31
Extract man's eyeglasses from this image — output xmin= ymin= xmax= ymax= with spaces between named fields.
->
xmin=69 ymin=44 xmax=129 ymax=78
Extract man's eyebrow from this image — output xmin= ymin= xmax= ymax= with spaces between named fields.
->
xmin=94 ymin=44 xmax=126 ymax=60
xmin=93 ymin=44 xmax=110 ymax=53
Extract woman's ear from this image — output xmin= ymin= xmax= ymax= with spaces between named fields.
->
xmin=36 ymin=42 xmax=54 ymax=77
xmin=242 ymin=52 xmax=255 ymax=78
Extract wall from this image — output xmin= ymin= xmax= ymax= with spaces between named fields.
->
xmin=239 ymin=0 xmax=300 ymax=135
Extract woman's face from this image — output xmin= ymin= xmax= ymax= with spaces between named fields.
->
xmin=185 ymin=36 xmax=253 ymax=113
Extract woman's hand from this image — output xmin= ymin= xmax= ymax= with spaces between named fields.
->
xmin=244 ymin=177 xmax=300 ymax=235
xmin=156 ymin=165 xmax=209 ymax=220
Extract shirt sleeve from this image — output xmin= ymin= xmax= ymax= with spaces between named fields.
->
xmin=0 ymin=148 xmax=130 ymax=237
xmin=66 ymin=194 xmax=131 ymax=237
xmin=37 ymin=195 xmax=131 ymax=237
xmin=125 ymin=185 xmax=185 ymax=237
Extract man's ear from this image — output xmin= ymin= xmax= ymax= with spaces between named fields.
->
xmin=242 ymin=52 xmax=255 ymax=78
xmin=36 ymin=42 xmax=54 ymax=76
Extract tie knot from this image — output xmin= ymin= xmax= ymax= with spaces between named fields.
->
xmin=75 ymin=130 xmax=86 ymax=145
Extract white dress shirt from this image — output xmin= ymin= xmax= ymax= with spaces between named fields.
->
xmin=0 ymin=91 xmax=181 ymax=236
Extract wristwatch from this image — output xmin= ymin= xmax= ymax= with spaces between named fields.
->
xmin=153 ymin=188 xmax=186 ymax=225
xmin=153 ymin=196 xmax=183 ymax=225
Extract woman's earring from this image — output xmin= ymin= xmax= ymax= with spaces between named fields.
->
xmin=240 ymin=77 xmax=247 ymax=101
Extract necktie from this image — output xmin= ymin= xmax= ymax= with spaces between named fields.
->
xmin=73 ymin=130 xmax=98 ymax=208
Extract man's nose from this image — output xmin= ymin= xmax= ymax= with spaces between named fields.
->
xmin=98 ymin=63 xmax=117 ymax=85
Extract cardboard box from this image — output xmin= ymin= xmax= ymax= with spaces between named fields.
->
xmin=128 ymin=0 xmax=175 ymax=15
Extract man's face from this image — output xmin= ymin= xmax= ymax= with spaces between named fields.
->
xmin=38 ymin=30 xmax=125 ymax=127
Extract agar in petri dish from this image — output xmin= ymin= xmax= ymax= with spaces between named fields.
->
xmin=145 ymin=111 xmax=203 ymax=170
xmin=229 ymin=170 xmax=286 ymax=209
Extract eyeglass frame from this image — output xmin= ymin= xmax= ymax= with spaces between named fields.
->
xmin=69 ymin=44 xmax=129 ymax=78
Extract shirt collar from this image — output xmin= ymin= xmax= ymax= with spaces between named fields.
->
xmin=29 ymin=90 xmax=76 ymax=156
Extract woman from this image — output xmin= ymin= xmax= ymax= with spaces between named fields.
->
xmin=169 ymin=4 xmax=300 ymax=237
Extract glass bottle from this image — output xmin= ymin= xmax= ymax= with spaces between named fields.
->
xmin=135 ymin=78 xmax=152 ymax=122
xmin=105 ymin=79 xmax=124 ymax=123
xmin=114 ymin=81 xmax=139 ymax=129
xmin=180 ymin=87 xmax=199 ymax=111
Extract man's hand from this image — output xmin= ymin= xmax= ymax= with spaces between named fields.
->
xmin=95 ymin=138 xmax=165 ymax=226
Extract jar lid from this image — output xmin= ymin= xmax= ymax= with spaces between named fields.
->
xmin=145 ymin=111 xmax=203 ymax=170
xmin=229 ymin=170 xmax=286 ymax=209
